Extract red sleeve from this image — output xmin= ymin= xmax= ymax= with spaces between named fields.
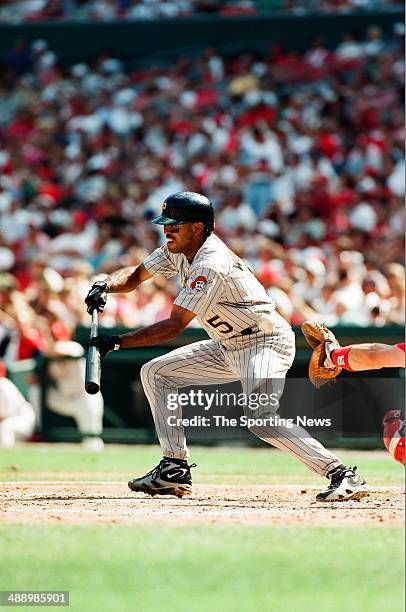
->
xmin=18 ymin=329 xmax=47 ymax=360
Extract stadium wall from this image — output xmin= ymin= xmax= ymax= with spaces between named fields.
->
xmin=0 ymin=9 xmax=403 ymax=64
xmin=7 ymin=325 xmax=404 ymax=447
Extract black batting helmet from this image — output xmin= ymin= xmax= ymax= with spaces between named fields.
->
xmin=152 ymin=192 xmax=214 ymax=235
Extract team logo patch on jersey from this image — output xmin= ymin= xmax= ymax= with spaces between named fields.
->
xmin=191 ymin=275 xmax=207 ymax=291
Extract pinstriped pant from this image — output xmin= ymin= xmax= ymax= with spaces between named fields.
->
xmin=140 ymin=331 xmax=341 ymax=477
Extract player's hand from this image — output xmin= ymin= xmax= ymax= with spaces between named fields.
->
xmin=89 ymin=335 xmax=121 ymax=358
xmin=85 ymin=281 xmax=108 ymax=314
xmin=301 ymin=321 xmax=342 ymax=388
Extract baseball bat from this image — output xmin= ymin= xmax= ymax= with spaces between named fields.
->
xmin=85 ymin=309 xmax=101 ymax=395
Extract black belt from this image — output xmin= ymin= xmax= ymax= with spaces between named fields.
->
xmin=221 ymin=326 xmax=259 ymax=350
xmin=241 ymin=326 xmax=258 ymax=336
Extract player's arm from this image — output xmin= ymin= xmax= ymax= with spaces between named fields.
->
xmin=335 ymin=343 xmax=405 ymax=371
xmin=106 ymin=264 xmax=152 ymax=293
xmin=90 ymin=305 xmax=196 ymax=356
xmin=124 ymin=265 xmax=223 ymax=347
xmin=84 ymin=264 xmax=152 ymax=314
xmin=85 ymin=245 xmax=177 ymax=314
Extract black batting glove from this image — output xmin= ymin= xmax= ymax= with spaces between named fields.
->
xmin=89 ymin=335 xmax=121 ymax=358
xmin=85 ymin=281 xmax=108 ymax=314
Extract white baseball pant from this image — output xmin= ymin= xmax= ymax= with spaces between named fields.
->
xmin=47 ymin=358 xmax=103 ymax=436
xmin=0 ymin=409 xmax=35 ymax=448
xmin=141 ymin=330 xmax=341 ymax=477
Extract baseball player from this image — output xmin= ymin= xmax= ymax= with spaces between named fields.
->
xmin=302 ymin=321 xmax=405 ymax=465
xmin=46 ymin=341 xmax=104 ymax=451
xmin=86 ymin=192 xmax=368 ymax=501
xmin=0 ymin=359 xmax=36 ymax=447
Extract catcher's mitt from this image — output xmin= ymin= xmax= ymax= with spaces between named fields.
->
xmin=301 ymin=321 xmax=342 ymax=388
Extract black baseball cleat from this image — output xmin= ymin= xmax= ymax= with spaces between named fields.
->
xmin=316 ymin=465 xmax=369 ymax=502
xmin=128 ymin=457 xmax=196 ymax=498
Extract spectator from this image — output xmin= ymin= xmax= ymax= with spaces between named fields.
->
xmin=0 ymin=0 xmax=400 ymax=22
xmin=0 ymin=28 xmax=403 ymax=346
xmin=46 ymin=340 xmax=104 ymax=451
xmin=0 ymin=359 xmax=36 ymax=447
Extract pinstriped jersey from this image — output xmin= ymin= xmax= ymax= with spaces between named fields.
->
xmin=143 ymin=234 xmax=279 ymax=341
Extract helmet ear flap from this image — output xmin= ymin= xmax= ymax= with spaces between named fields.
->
xmin=204 ymin=220 xmax=214 ymax=237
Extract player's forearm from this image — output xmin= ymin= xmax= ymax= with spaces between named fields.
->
xmin=347 ymin=344 xmax=405 ymax=371
xmin=118 ymin=318 xmax=184 ymax=348
xmin=106 ymin=264 xmax=152 ymax=293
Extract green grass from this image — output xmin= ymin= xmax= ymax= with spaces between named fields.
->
xmin=0 ymin=443 xmax=403 ymax=485
xmin=0 ymin=525 xmax=403 ymax=612
xmin=0 ymin=445 xmax=404 ymax=611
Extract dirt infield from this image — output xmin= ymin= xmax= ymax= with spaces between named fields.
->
xmin=0 ymin=482 xmax=403 ymax=526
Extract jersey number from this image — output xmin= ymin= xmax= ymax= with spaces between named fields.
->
xmin=207 ymin=315 xmax=234 ymax=334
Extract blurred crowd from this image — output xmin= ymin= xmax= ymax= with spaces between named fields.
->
xmin=0 ymin=0 xmax=401 ymax=22
xmin=0 ymin=24 xmax=404 ymax=363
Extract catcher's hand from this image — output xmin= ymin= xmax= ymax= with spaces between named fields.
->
xmin=301 ymin=321 xmax=342 ymax=389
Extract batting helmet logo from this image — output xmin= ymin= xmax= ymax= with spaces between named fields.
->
xmin=191 ymin=275 xmax=207 ymax=291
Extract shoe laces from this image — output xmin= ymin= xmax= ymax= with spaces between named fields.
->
xmin=144 ymin=459 xmax=168 ymax=479
xmin=328 ymin=465 xmax=357 ymax=488
xmin=145 ymin=459 xmax=197 ymax=479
